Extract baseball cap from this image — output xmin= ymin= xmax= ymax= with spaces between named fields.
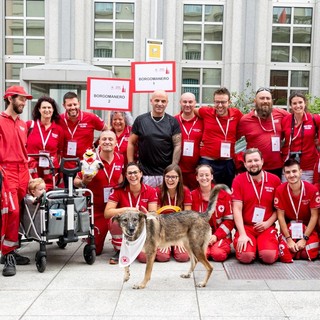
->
xmin=3 ymin=86 xmax=32 ymax=100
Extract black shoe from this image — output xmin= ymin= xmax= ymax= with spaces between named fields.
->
xmin=0 ymin=251 xmax=30 ymax=265
xmin=2 ymin=253 xmax=16 ymax=277
xmin=109 ymin=250 xmax=120 ymax=265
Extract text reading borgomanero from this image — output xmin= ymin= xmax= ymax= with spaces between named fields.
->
xmin=94 ymin=94 xmax=126 ymax=99
xmin=139 ymin=77 xmax=169 ymax=81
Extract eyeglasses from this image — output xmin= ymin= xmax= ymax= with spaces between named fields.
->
xmin=214 ymin=100 xmax=228 ymax=105
xmin=256 ymin=87 xmax=271 ymax=95
xmin=165 ymin=175 xmax=179 ymax=181
xmin=127 ymin=171 xmax=140 ymax=176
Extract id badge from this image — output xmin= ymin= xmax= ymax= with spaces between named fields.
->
xmin=104 ymin=187 xmax=112 ymax=203
xmin=252 ymin=206 xmax=266 ymax=223
xmin=67 ymin=140 xmax=77 ymax=156
xmin=271 ymin=136 xmax=280 ymax=152
xmin=220 ymin=141 xmax=231 ymax=158
xmin=183 ymin=140 xmax=194 ymax=157
xmin=39 ymin=150 xmax=50 ymax=167
xmin=290 ymin=220 xmax=303 ymax=239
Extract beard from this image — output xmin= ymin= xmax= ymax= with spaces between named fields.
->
xmin=248 ymin=168 xmax=262 ymax=176
xmin=256 ymin=104 xmax=272 ymax=119
xmin=12 ymin=100 xmax=23 ymax=114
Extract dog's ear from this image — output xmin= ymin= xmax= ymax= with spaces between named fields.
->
xmin=112 ymin=214 xmax=120 ymax=223
xmin=139 ymin=212 xmax=147 ymax=221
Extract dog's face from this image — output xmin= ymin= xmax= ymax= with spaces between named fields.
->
xmin=113 ymin=211 xmax=146 ymax=240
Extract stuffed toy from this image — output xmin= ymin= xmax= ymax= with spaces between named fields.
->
xmin=80 ymin=149 xmax=103 ymax=177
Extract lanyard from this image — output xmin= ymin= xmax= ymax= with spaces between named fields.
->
xmin=287 ymin=181 xmax=304 ymax=221
xmin=256 ymin=111 xmax=276 ymax=134
xmin=248 ymin=171 xmax=265 ymax=205
xmin=64 ymin=112 xmax=83 ymax=139
xmin=116 ymin=127 xmax=129 ymax=151
xmin=96 ymin=151 xmax=115 ymax=185
xmin=128 ymin=191 xmax=141 ymax=209
xmin=37 ymin=120 xmax=52 ymax=150
xmin=167 ymin=192 xmax=177 ymax=206
xmin=289 ymin=114 xmax=304 ymax=152
xmin=179 ymin=115 xmax=198 ymax=140
xmin=215 ymin=116 xmax=231 ymax=140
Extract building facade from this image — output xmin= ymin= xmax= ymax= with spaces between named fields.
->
xmin=1 ymin=0 xmax=320 ymax=118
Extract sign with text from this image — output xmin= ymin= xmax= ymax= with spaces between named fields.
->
xmin=131 ymin=61 xmax=176 ymax=93
xmin=87 ymin=77 xmax=132 ymax=111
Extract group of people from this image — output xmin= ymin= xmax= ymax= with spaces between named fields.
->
xmin=1 ymin=84 xmax=320 ymax=278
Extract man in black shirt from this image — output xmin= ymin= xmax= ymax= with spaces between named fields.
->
xmin=127 ymin=90 xmax=181 ymax=187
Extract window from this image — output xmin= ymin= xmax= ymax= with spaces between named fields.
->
xmin=94 ymin=2 xmax=134 ymax=59
xmin=270 ymin=5 xmax=312 ymax=106
xmin=183 ymin=4 xmax=223 ymax=61
xmin=4 ymin=0 xmax=45 ymax=88
xmin=5 ymin=0 xmax=45 ymax=56
xmin=181 ymin=4 xmax=224 ymax=104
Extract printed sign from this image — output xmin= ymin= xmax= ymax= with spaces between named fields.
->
xmin=131 ymin=61 xmax=176 ymax=93
xmin=87 ymin=77 xmax=132 ymax=111
xmin=146 ymin=39 xmax=163 ymax=61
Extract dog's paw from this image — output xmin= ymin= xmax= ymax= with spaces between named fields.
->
xmin=132 ymin=283 xmax=146 ymax=289
xmin=180 ymin=273 xmax=191 ymax=279
xmin=195 ymin=281 xmax=207 ymax=288
xmin=123 ymin=274 xmax=130 ymax=282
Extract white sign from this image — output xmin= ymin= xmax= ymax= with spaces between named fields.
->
xmin=87 ymin=77 xmax=132 ymax=111
xmin=132 ymin=61 xmax=176 ymax=93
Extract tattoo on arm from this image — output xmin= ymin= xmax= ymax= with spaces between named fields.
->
xmin=172 ymin=133 xmax=182 ymax=164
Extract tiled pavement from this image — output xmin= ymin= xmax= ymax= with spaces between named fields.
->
xmin=1 ymin=238 xmax=320 ymax=319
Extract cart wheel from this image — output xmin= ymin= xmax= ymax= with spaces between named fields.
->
xmin=36 ymin=255 xmax=47 ymax=273
xmin=56 ymin=240 xmax=67 ymax=249
xmin=83 ymin=244 xmax=96 ymax=265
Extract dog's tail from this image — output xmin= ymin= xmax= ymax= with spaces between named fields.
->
xmin=202 ymin=184 xmax=231 ymax=221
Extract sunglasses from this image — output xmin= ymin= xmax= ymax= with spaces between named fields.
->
xmin=256 ymin=87 xmax=271 ymax=94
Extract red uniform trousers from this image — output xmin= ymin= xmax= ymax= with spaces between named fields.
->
xmin=0 ymin=163 xmax=29 ymax=255
xmin=207 ymin=238 xmax=232 ymax=262
xmin=233 ymin=225 xmax=279 ymax=264
xmin=182 ymin=172 xmax=199 ymax=191
xmin=93 ymin=213 xmax=110 ymax=256
xmin=279 ymin=223 xmax=319 ymax=262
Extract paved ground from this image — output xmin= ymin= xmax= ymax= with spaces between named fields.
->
xmin=1 ymin=238 xmax=320 ymax=319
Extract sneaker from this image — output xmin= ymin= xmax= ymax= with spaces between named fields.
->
xmin=2 ymin=253 xmax=16 ymax=277
xmin=0 ymin=251 xmax=30 ymax=265
xmin=109 ymin=250 xmax=120 ymax=265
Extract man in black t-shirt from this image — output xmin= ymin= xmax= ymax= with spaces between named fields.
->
xmin=127 ymin=90 xmax=181 ymax=187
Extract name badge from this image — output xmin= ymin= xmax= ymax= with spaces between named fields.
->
xmin=67 ymin=140 xmax=77 ymax=156
xmin=252 ymin=206 xmax=266 ymax=223
xmin=183 ymin=140 xmax=194 ymax=157
xmin=271 ymin=136 xmax=280 ymax=152
xmin=104 ymin=187 xmax=112 ymax=203
xmin=290 ymin=220 xmax=303 ymax=239
xmin=39 ymin=150 xmax=50 ymax=168
xmin=220 ymin=141 xmax=231 ymax=158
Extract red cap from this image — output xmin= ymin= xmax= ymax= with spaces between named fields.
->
xmin=3 ymin=86 xmax=32 ymax=100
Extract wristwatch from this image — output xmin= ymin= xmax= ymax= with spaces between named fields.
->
xmin=303 ymin=234 xmax=309 ymax=241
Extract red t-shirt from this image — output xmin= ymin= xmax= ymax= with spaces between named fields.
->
xmin=0 ymin=112 xmax=28 ymax=163
xmin=191 ymin=186 xmax=234 ymax=240
xmin=113 ymin=125 xmax=131 ymax=165
xmin=237 ymin=108 xmax=289 ymax=170
xmin=274 ymin=181 xmax=320 ymax=225
xmin=198 ymin=107 xmax=243 ymax=159
xmin=60 ymin=111 xmax=105 ymax=159
xmin=108 ymin=183 xmax=158 ymax=211
xmin=232 ymin=171 xmax=281 ymax=226
xmin=156 ymin=185 xmax=192 ymax=209
xmin=26 ymin=120 xmax=64 ymax=168
xmin=77 ymin=152 xmax=124 ymax=215
xmin=281 ymin=113 xmax=320 ymax=170
xmin=174 ymin=113 xmax=203 ymax=173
